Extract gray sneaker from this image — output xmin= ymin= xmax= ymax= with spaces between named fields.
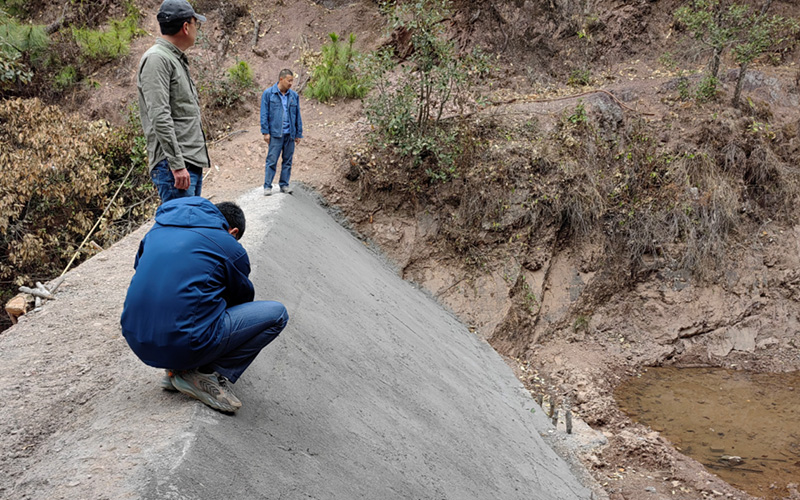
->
xmin=280 ymin=185 xmax=293 ymax=194
xmin=161 ymin=370 xmax=177 ymax=391
xmin=264 ymin=187 xmax=273 ymax=196
xmin=216 ymin=375 xmax=242 ymax=409
xmin=171 ymin=369 xmax=241 ymax=413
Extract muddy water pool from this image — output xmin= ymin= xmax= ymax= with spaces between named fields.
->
xmin=615 ymin=367 xmax=800 ymax=499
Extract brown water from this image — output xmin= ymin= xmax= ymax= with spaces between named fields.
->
xmin=615 ymin=367 xmax=800 ymax=499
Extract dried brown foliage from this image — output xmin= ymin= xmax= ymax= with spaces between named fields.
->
xmin=0 ymin=98 xmax=156 ymax=322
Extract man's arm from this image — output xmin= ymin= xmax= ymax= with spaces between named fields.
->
xmin=133 ymin=239 xmax=146 ymax=270
xmin=295 ymin=92 xmax=303 ymax=140
xmin=260 ymin=89 xmax=271 ymax=142
xmin=223 ymin=250 xmax=255 ymax=307
xmin=139 ymin=54 xmax=187 ymax=172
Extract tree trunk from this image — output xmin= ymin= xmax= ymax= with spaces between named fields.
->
xmin=710 ymin=4 xmax=724 ymax=79
xmin=711 ymin=46 xmax=723 ymax=79
xmin=732 ymin=62 xmax=750 ymax=108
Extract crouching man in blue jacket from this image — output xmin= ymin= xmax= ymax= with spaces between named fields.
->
xmin=121 ymin=197 xmax=288 ymax=413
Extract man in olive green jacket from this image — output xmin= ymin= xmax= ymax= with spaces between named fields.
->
xmin=137 ymin=0 xmax=210 ymax=203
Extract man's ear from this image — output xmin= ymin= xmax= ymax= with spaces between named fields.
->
xmin=228 ymin=227 xmax=240 ymax=240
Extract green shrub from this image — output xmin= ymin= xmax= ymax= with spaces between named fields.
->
xmin=675 ymin=0 xmax=747 ymax=80
xmin=227 ymin=59 xmax=254 ymax=88
xmin=658 ymin=51 xmax=678 ymax=70
xmin=695 ymin=74 xmax=719 ymax=101
xmin=71 ymin=15 xmax=141 ymax=62
xmin=567 ymin=68 xmax=591 ymax=87
xmin=53 ymin=65 xmax=78 ymax=90
xmin=677 ymin=77 xmax=690 ymax=100
xmin=364 ymin=0 xmax=489 ymax=182
xmin=203 ymin=59 xmax=257 ymax=109
xmin=567 ymin=101 xmax=587 ymax=124
xmin=675 ymin=0 xmax=799 ymax=107
xmin=306 ymin=32 xmax=368 ymax=102
xmin=0 ymin=49 xmax=32 ymax=89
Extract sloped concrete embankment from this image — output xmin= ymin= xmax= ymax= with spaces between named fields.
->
xmin=135 ymin=187 xmax=593 ymax=499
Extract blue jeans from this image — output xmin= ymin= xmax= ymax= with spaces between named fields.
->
xmin=264 ymin=135 xmax=295 ymax=189
xmin=198 ymin=301 xmax=288 ymax=383
xmin=150 ymin=159 xmax=203 ymax=203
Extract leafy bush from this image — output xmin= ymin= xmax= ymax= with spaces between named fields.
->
xmin=675 ymin=0 xmax=746 ymax=80
xmin=675 ymin=0 xmax=799 ymax=107
xmin=364 ymin=0 xmax=489 ymax=182
xmin=306 ymin=32 xmax=368 ymax=102
xmin=730 ymin=12 xmax=799 ymax=106
xmin=227 ymin=59 xmax=254 ymax=88
xmin=677 ymin=77 xmax=690 ymax=100
xmin=567 ymin=68 xmax=591 ymax=87
xmin=566 ymin=101 xmax=587 ymax=124
xmin=0 ymin=49 xmax=31 ymax=89
xmin=203 ymin=59 xmax=257 ymax=109
xmin=695 ymin=74 xmax=719 ymax=101
xmin=195 ymin=59 xmax=258 ymax=138
xmin=53 ymin=65 xmax=78 ymax=90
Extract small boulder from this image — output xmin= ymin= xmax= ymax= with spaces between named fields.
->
xmin=5 ymin=294 xmax=32 ymax=324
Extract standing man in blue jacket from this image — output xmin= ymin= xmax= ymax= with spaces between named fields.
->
xmin=260 ymin=69 xmax=303 ymax=196
xmin=121 ymin=197 xmax=288 ymax=413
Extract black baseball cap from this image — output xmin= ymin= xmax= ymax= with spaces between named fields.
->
xmin=156 ymin=0 xmax=207 ymax=23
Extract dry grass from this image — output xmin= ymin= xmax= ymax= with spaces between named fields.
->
xmin=354 ymin=97 xmax=800 ymax=284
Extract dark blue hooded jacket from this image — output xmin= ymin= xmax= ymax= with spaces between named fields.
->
xmin=120 ymin=197 xmax=254 ymax=369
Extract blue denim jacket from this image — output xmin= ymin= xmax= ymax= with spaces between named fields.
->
xmin=260 ymin=83 xmax=303 ymax=139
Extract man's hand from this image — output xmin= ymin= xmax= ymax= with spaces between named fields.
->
xmin=263 ymin=134 xmax=270 ymax=142
xmin=295 ymin=137 xmax=302 ymax=145
xmin=172 ymin=168 xmax=190 ymax=190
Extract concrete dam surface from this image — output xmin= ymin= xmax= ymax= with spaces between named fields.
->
xmin=2 ymin=187 xmax=592 ymax=500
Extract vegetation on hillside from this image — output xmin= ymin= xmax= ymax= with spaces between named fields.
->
xmin=1 ymin=0 xmax=798 ymax=336
xmin=0 ymin=98 xmax=156 ymax=329
xmin=0 ymin=1 xmax=143 ymax=97
xmin=363 ymin=0 xmax=490 ymax=182
xmin=0 ymin=2 xmax=156 ymax=330
xmin=191 ymin=30 xmax=258 ymax=139
xmin=306 ymin=32 xmax=369 ymax=102
xmin=349 ymin=0 xmax=800 ymax=292
xmin=675 ymin=0 xmax=799 ymax=107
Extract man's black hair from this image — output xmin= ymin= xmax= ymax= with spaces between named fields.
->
xmin=216 ymin=202 xmax=246 ymax=240
xmin=159 ymin=16 xmax=193 ymax=36
xmin=279 ymin=68 xmax=294 ymax=80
